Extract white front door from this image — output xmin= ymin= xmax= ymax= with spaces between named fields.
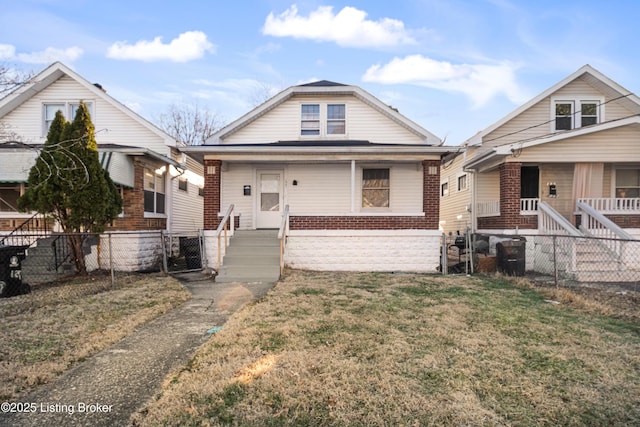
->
xmin=256 ymin=170 xmax=283 ymax=228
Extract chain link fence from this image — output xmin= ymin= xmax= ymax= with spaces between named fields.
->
xmin=0 ymin=230 xmax=207 ymax=298
xmin=442 ymin=231 xmax=640 ymax=290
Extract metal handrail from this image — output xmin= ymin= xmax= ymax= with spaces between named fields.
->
xmin=278 ymin=205 xmax=290 ymax=276
xmin=215 ymin=204 xmax=235 ymax=271
xmin=0 ymin=212 xmax=49 ymax=247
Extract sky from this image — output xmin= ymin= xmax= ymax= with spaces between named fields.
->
xmin=1 ymin=0 xmax=639 ymax=146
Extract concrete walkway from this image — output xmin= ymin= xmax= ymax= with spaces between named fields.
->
xmin=0 ymin=272 xmax=276 ymax=427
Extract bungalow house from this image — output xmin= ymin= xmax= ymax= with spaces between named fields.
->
xmin=440 ymin=65 xmax=640 ymax=280
xmin=0 ymin=62 xmax=204 ymax=271
xmin=181 ymin=81 xmax=450 ymax=279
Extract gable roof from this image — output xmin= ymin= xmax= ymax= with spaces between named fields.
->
xmin=0 ymin=62 xmax=179 ymax=147
xmin=466 ymin=64 xmax=640 ymax=146
xmin=205 ymin=81 xmax=442 ymax=145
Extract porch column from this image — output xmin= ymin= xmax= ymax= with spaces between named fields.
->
xmin=203 ymin=159 xmax=221 ymax=230
xmin=499 ymin=162 xmax=521 ymax=229
xmin=422 ymin=160 xmax=440 ymax=229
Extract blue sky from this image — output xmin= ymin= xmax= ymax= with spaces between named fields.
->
xmin=1 ymin=0 xmax=639 ymax=145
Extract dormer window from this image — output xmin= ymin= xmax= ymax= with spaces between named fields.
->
xmin=327 ymin=104 xmax=346 ymax=134
xmin=552 ymin=98 xmax=602 ymax=132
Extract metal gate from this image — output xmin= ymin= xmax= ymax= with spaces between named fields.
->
xmin=162 ymin=231 xmax=205 ymax=273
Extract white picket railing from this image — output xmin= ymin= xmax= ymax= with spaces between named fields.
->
xmin=520 ymin=198 xmax=539 ymax=215
xmin=538 ymin=201 xmax=582 ymax=236
xmin=476 ymin=200 xmax=500 ymax=217
xmin=578 ymin=197 xmax=640 ymax=213
xmin=576 ymin=202 xmax=634 ymax=261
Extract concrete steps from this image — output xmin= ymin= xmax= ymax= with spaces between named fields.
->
xmin=21 ymin=236 xmax=75 ymax=285
xmin=215 ymin=230 xmax=281 ymax=283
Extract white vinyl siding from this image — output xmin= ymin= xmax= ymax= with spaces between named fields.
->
xmin=223 ymin=95 xmax=425 ymax=145
xmin=438 ymin=153 xmax=473 ymax=233
xmin=538 ymin=164 xmax=574 ymax=219
xmin=2 ymin=75 xmax=170 ymax=154
xmin=287 ymin=163 xmax=351 ymax=213
xmin=221 ymin=163 xmax=254 ymax=229
xmin=170 ymin=154 xmax=204 ymax=232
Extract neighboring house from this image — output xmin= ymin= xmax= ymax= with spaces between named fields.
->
xmin=440 ymin=65 xmax=640 ymax=279
xmin=0 ymin=62 xmax=204 ymax=270
xmin=182 ymin=81 xmax=450 ymax=274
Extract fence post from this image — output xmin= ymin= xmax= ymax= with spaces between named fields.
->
xmin=442 ymin=233 xmax=448 ymax=275
xmin=552 ymin=235 xmax=558 ymax=288
xmin=109 ymin=233 xmax=115 ymax=289
xmin=160 ymin=231 xmax=168 ymax=274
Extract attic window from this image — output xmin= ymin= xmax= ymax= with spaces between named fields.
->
xmin=327 ymin=104 xmax=346 ymax=134
xmin=42 ymin=102 xmax=94 ymax=134
xmin=301 ymin=104 xmax=320 ymax=135
xmin=552 ymin=98 xmax=602 ymax=132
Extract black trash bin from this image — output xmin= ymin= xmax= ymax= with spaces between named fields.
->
xmin=496 ymin=238 xmax=526 ymax=276
xmin=0 ymin=245 xmax=30 ymax=298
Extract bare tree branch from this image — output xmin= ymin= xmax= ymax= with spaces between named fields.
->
xmin=156 ymin=102 xmax=225 ymax=145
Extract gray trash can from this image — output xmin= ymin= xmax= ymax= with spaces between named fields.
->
xmin=496 ymin=238 xmax=526 ymax=276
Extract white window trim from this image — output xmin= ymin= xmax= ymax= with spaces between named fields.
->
xmin=613 ymin=165 xmax=640 ymax=198
xmin=360 ymin=165 xmax=391 ymax=211
xmin=143 ymin=166 xmax=167 ymax=216
xmin=456 ymin=172 xmax=469 ymax=192
xmin=42 ymin=101 xmax=95 ymax=136
xmin=550 ymin=96 xmax=604 ymax=133
xmin=299 ymin=102 xmax=347 ymax=138
xmin=440 ymin=178 xmax=449 ymax=197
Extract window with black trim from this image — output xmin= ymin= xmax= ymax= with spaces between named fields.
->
xmin=441 ymin=181 xmax=449 ymax=197
xmin=616 ymin=168 xmax=640 ymax=198
xmin=362 ymin=168 xmax=389 ymax=208
xmin=457 ymin=174 xmax=468 ymax=191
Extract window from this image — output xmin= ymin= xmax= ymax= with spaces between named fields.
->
xmin=44 ymin=104 xmax=65 ymax=131
xmin=301 ymin=104 xmax=320 ymax=135
xmin=198 ymin=187 xmax=204 ymax=197
xmin=457 ymin=174 xmax=468 ymax=191
xmin=144 ymin=167 xmax=166 ymax=214
xmin=555 ymin=102 xmax=573 ymax=130
xmin=178 ymin=178 xmax=188 ymax=191
xmin=553 ymin=98 xmax=602 ymax=131
xmin=615 ymin=169 xmax=640 ymax=198
xmin=441 ymin=181 xmax=449 ymax=197
xmin=362 ymin=168 xmax=389 ymax=208
xmin=327 ymin=104 xmax=346 ymax=134
xmin=43 ymin=102 xmax=94 ymax=134
xmin=0 ymin=184 xmax=22 ymax=212
xmin=581 ymin=102 xmax=598 ymax=127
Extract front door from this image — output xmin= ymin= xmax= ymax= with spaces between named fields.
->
xmin=256 ymin=170 xmax=283 ymax=228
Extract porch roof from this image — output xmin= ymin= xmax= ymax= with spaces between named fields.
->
xmin=464 ymin=115 xmax=640 ymax=172
xmin=181 ymin=140 xmax=452 ymax=155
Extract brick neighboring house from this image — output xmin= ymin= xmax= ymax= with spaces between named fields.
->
xmin=0 ymin=62 xmax=204 ymax=271
xmin=182 ymin=81 xmax=450 ymax=273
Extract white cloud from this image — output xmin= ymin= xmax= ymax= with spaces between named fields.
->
xmin=263 ymin=5 xmax=416 ymax=48
xmin=363 ymin=55 xmax=528 ymax=107
xmin=0 ymin=44 xmax=16 ymax=60
xmin=0 ymin=44 xmax=83 ymax=64
xmin=106 ymin=31 xmax=216 ymax=62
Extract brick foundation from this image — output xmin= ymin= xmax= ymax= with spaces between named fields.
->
xmin=289 ymin=216 xmax=430 ymax=230
xmin=605 ymin=215 xmax=640 ymax=229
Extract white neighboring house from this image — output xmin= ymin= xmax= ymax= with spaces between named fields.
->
xmin=182 ymin=80 xmax=450 ymax=274
xmin=0 ymin=62 xmax=204 ymax=271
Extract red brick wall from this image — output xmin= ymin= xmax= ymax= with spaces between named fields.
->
xmin=422 ymin=160 xmax=441 ymax=229
xmin=605 ymin=215 xmax=640 ymax=228
xmin=107 ymin=159 xmax=165 ymax=231
xmin=289 ymin=216 xmax=431 ymax=230
xmin=204 ymin=159 xmax=221 ymax=230
xmin=476 ymin=163 xmax=537 ymax=231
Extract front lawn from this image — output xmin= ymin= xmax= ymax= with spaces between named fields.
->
xmin=134 ymin=270 xmax=640 ymax=426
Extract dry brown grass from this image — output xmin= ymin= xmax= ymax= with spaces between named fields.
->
xmin=135 ymin=270 xmax=640 ymax=426
xmin=0 ymin=273 xmax=190 ymax=400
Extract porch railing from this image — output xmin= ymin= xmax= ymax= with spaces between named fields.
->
xmin=215 ymin=204 xmax=235 ymax=271
xmin=577 ymin=202 xmax=634 ymax=261
xmin=278 ymin=205 xmax=290 ymax=276
xmin=577 ymin=197 xmax=640 ymax=213
xmin=520 ymin=198 xmax=539 ymax=215
xmin=0 ymin=212 xmax=50 ymax=247
xmin=476 ymin=200 xmax=500 ymax=217
xmin=538 ymin=201 xmax=582 ymax=236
